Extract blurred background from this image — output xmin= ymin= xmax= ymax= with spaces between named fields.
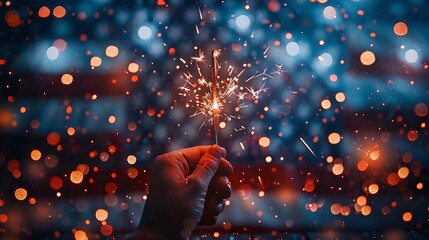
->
xmin=0 ymin=0 xmax=428 ymax=239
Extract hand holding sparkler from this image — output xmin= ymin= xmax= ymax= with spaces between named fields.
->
xmin=129 ymin=145 xmax=233 ymax=240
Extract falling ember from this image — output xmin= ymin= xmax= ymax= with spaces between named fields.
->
xmin=257 ymin=176 xmax=265 ymax=191
xmin=300 ymin=137 xmax=317 ymax=158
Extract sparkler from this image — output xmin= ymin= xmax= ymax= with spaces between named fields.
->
xmin=177 ymin=47 xmax=276 ymax=145
xmin=212 ymin=50 xmax=219 ymax=145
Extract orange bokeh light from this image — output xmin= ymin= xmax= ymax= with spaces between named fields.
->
xmin=360 ymin=51 xmax=376 ymax=66
xmin=402 ymin=212 xmax=412 ymax=222
xmin=50 ymin=176 xmax=63 ymax=190
xmin=70 ymin=170 xmax=84 ymax=184
xmin=95 ymin=209 xmax=109 ymax=221
xmin=259 ymin=136 xmax=270 ymax=147
xmin=38 ymin=6 xmax=50 ymax=18
xmin=5 ymin=10 xmax=21 ymax=27
xmin=53 ymin=6 xmax=66 ymax=18
xmin=328 ymin=132 xmax=341 ymax=144
xmin=128 ymin=62 xmax=139 ymax=73
xmin=393 ymin=22 xmax=408 ymax=36
xmin=90 ymin=56 xmax=102 ymax=68
xmin=357 ymin=160 xmax=368 ymax=171
xmin=387 ymin=173 xmax=400 ymax=186
xmin=407 ymin=130 xmax=418 ymax=142
xmin=15 ymin=188 xmax=28 ymax=201
xmin=47 ymin=132 xmax=61 ymax=145
xmin=415 ymin=103 xmax=428 ymax=117
xmin=105 ymin=45 xmax=119 ymax=58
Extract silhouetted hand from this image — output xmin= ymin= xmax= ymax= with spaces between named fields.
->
xmin=127 ymin=145 xmax=233 ymax=239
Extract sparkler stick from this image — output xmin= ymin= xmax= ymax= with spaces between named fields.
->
xmin=212 ymin=50 xmax=219 ymax=145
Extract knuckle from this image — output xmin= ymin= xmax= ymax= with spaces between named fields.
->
xmin=153 ymin=153 xmax=174 ymax=165
xmin=153 ymin=154 xmax=166 ymax=163
xmin=198 ymin=159 xmax=217 ymax=175
xmin=187 ymin=177 xmax=208 ymax=191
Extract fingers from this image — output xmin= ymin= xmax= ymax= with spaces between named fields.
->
xmin=199 ymin=175 xmax=231 ymax=226
xmin=218 ymin=158 xmax=233 ymax=176
xmin=199 ymin=196 xmax=225 ymax=226
xmin=189 ymin=145 xmax=224 ymax=183
xmin=208 ymin=175 xmax=232 ymax=199
xmin=180 ymin=145 xmax=225 ymax=166
xmin=178 ymin=145 xmax=231 ymax=176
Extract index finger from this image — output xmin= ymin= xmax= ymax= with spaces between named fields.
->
xmin=178 ymin=145 xmax=227 ymax=175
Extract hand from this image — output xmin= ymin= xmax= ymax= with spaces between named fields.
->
xmin=128 ymin=145 xmax=233 ymax=239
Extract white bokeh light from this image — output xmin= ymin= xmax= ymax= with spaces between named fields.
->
xmin=323 ymin=6 xmax=337 ymax=20
xmin=46 ymin=46 xmax=59 ymax=60
xmin=286 ymin=42 xmax=300 ymax=56
xmin=404 ymin=49 xmax=418 ymax=63
xmin=319 ymin=52 xmax=333 ymax=67
xmin=138 ymin=26 xmax=152 ymax=40
xmin=236 ymin=15 xmax=250 ymax=29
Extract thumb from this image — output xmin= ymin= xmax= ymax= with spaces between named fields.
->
xmin=190 ymin=145 xmax=225 ymax=184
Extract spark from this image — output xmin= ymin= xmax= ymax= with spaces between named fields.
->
xmin=198 ymin=121 xmax=205 ymax=131
xmin=198 ymin=7 xmax=203 ymax=20
xmin=263 ymin=46 xmax=270 ymax=56
xmin=300 ymin=137 xmax=317 ymax=158
xmin=245 ymin=68 xmax=274 ymax=82
xmin=236 ymin=91 xmax=247 ymax=100
xmin=357 ymin=147 xmax=369 ymax=155
xmin=271 ymin=64 xmax=285 ymax=77
xmin=191 ymin=50 xmax=205 ymax=62
xmin=246 ymin=81 xmax=268 ymax=100
xmin=177 ymin=48 xmax=275 ymax=133
xmin=258 ymin=176 xmax=265 ymax=191
xmin=234 ymin=126 xmax=246 ymax=132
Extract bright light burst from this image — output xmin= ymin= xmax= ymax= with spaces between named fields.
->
xmin=177 ymin=48 xmax=279 ymax=130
